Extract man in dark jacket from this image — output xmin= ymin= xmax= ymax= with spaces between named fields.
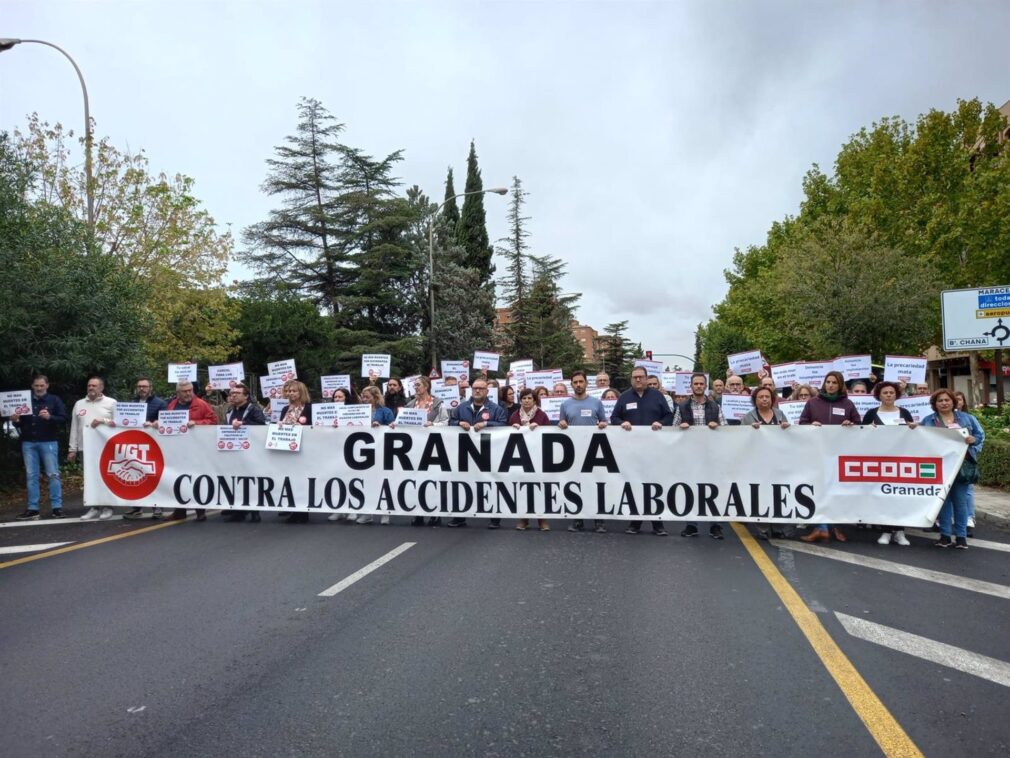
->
xmin=611 ymin=366 xmax=673 ymax=536
xmin=674 ymin=373 xmax=728 ymax=539
xmin=12 ymin=375 xmax=67 ymax=520
xmin=222 ymin=384 xmax=267 ymax=522
xmin=133 ymin=376 xmax=168 ymax=423
xmin=447 ymin=378 xmax=508 ymax=528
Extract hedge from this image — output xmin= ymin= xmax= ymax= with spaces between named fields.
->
xmin=979 ymin=437 xmax=1010 ymax=489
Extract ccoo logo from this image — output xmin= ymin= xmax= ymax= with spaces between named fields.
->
xmin=99 ymin=430 xmax=165 ymax=500
xmin=838 ymin=456 xmax=942 ymax=484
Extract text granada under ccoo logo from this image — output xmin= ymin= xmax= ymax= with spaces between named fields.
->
xmin=838 ymin=456 xmax=942 ymax=484
xmin=99 ymin=430 xmax=165 ymax=500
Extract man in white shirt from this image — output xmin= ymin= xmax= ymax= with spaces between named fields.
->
xmin=69 ymin=377 xmax=117 ymax=520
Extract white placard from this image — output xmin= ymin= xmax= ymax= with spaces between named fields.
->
xmin=402 ymin=375 xmax=421 ymax=398
xmin=312 ymin=402 xmax=343 ymax=428
xmin=113 ymin=402 xmax=147 ymax=428
xmin=157 ymin=410 xmax=191 ymax=437
xmin=259 ymin=375 xmax=286 ymax=400
xmin=217 ymin=426 xmax=251 ymax=452
xmin=778 ymin=400 xmax=807 ymax=424
xmin=361 ymin=354 xmax=392 ymax=379
xmin=510 ymin=359 xmax=535 ymax=374
xmin=433 ymin=386 xmax=462 ymax=410
xmin=337 ymin=404 xmax=372 ymax=427
xmin=720 ymin=394 xmax=753 ymax=422
xmin=441 ymin=360 xmax=470 ymax=382
xmin=896 ymin=395 xmax=932 ymax=423
xmin=588 ymin=388 xmax=607 ymax=399
xmin=1 ymin=390 xmax=32 ymax=417
xmin=848 ymin=395 xmax=880 ymax=418
xmin=941 ymin=286 xmax=1010 ymax=351
xmin=602 ymin=398 xmax=617 ymax=418
xmin=884 ymin=355 xmax=927 ymax=385
xmin=268 ymin=403 xmax=283 ymax=423
xmin=525 ymin=371 xmax=555 ymax=390
xmin=633 ymin=359 xmax=664 ymax=377
xmin=674 ymin=372 xmax=708 ymax=396
xmin=661 ymin=372 xmax=678 ymax=392
xmin=796 ymin=361 xmax=832 ymax=389
xmin=395 ymin=408 xmax=427 ymax=427
xmin=727 ymin=350 xmax=764 ymax=376
xmin=320 ymin=374 xmax=351 ymax=397
xmin=267 ymin=359 xmax=297 ymax=380
xmin=538 ymin=396 xmax=565 ymax=422
xmin=771 ymin=362 xmax=801 ymax=389
xmin=473 ymin=351 xmax=500 ymax=372
xmin=265 ymin=423 xmax=303 ymax=452
xmin=550 ymin=369 xmax=564 ymax=385
xmin=208 ymin=362 xmax=246 ymax=389
xmin=167 ymin=363 xmax=197 ymax=383
xmin=833 ymin=355 xmax=872 ymax=381
xmin=586 ymin=376 xmax=598 ymax=390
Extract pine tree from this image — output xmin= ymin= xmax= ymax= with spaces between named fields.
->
xmin=595 ymin=321 xmax=637 ymax=388
xmin=512 ymin=256 xmax=583 ymax=373
xmin=497 ymin=176 xmax=531 ymax=360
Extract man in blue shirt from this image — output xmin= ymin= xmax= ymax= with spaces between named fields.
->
xmin=447 ymin=377 xmax=507 ymax=528
xmin=611 ymin=365 xmax=673 ymax=536
xmin=558 ymin=370 xmax=609 ymax=532
xmin=12 ymin=375 xmax=67 ymax=520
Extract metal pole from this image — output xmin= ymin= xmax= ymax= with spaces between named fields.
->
xmin=0 ymin=38 xmax=94 ymax=235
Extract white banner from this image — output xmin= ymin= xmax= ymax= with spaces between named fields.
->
xmin=83 ymin=425 xmax=966 ymax=527
xmin=884 ymin=355 xmax=927 ymax=384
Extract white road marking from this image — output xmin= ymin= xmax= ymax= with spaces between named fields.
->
xmin=770 ymin=539 xmax=1010 ymax=600
xmin=0 ymin=542 xmax=73 ymax=555
xmin=836 ymin=612 xmax=1010 ymax=688
xmin=0 ymin=516 xmax=123 ymax=528
xmin=318 ymin=542 xmax=416 ymax=597
xmin=905 ymin=529 xmax=1010 ymax=553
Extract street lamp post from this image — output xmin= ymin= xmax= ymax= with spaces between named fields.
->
xmin=0 ymin=38 xmax=95 ymax=234
xmin=428 ymin=187 xmax=508 ymax=371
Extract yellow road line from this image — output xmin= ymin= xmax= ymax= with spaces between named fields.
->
xmin=730 ymin=522 xmax=923 ymax=758
xmin=0 ymin=517 xmax=189 ymax=570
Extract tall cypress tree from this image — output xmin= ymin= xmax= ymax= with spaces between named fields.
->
xmin=437 ymin=167 xmax=460 ymax=248
xmin=456 ymin=140 xmax=494 ymax=282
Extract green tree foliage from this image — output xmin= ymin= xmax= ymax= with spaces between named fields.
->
xmin=15 ymin=115 xmax=236 ymax=368
xmin=456 ymin=140 xmax=494 ymax=282
xmin=436 ymin=166 xmax=460 ymax=248
xmin=594 ymin=321 xmax=638 ymax=389
xmin=510 ymin=256 xmax=584 ymax=373
xmin=0 ymin=132 xmax=148 ymax=395
xmin=497 ymin=176 xmax=531 ymax=359
xmin=706 ymin=98 xmax=1010 ymax=366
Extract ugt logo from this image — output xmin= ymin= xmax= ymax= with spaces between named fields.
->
xmin=838 ymin=456 xmax=942 ymax=484
xmin=99 ymin=430 xmax=165 ymax=500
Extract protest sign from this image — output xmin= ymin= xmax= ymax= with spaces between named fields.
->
xmin=167 ymin=363 xmax=197 ymax=383
xmin=634 ymin=359 xmax=664 ymax=377
xmin=727 ymin=350 xmax=764 ymax=376
xmin=833 ymin=355 xmax=872 ymax=381
xmin=771 ymin=362 xmax=800 ymax=389
xmin=848 ymin=395 xmax=880 ymax=418
xmin=113 ymin=402 xmax=147 ymax=428
xmin=267 ymin=359 xmax=297 ymax=381
xmin=312 ymin=403 xmax=342 ymax=428
xmin=395 ymin=408 xmax=427 ymax=427
xmin=538 ymin=396 xmax=566 ymax=422
xmin=259 ymin=375 xmax=285 ymax=400
xmin=720 ymin=394 xmax=754 ymax=422
xmin=896 ymin=395 xmax=932 ymax=423
xmin=157 ymin=410 xmax=191 ymax=436
xmin=778 ymin=400 xmax=806 ymax=424
xmin=796 ymin=361 xmax=832 ymax=389
xmin=1 ymin=390 xmax=32 ymax=417
xmin=884 ymin=355 xmax=927 ymax=385
xmin=473 ymin=351 xmax=500 ymax=371
xmin=216 ymin=426 xmax=251 ymax=452
xmin=441 ymin=360 xmax=470 ymax=382
xmin=208 ymin=363 xmax=245 ymax=389
xmin=361 ymin=354 xmax=392 ymax=379
xmin=265 ymin=423 xmax=303 ymax=452
xmin=338 ymin=404 xmax=372 ymax=427
xmin=320 ymin=375 xmax=351 ymax=397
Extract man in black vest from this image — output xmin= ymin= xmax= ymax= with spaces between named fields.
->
xmin=674 ymin=373 xmax=727 ymax=539
xmin=222 ymin=384 xmax=268 ymax=522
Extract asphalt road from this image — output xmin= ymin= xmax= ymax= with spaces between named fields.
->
xmin=1 ymin=512 xmax=1008 ymax=757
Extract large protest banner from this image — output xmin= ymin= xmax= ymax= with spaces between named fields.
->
xmin=84 ymin=426 xmax=966 ymax=527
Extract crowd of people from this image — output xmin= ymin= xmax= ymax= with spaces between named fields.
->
xmin=8 ymin=363 xmax=984 ymax=549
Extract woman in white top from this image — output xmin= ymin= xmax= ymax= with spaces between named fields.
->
xmin=861 ymin=381 xmax=917 ymax=546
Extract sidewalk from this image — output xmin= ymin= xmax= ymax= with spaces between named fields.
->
xmin=974 ymin=486 xmax=1010 ymax=529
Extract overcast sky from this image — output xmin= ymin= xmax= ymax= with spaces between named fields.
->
xmin=3 ymin=1 xmax=1009 ymax=366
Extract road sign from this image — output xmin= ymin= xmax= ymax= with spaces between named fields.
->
xmin=941 ymin=286 xmax=1010 ymax=351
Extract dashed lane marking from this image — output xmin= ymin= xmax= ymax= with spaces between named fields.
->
xmin=836 ymin=612 xmax=1010 ymax=689
xmin=0 ymin=542 xmax=73 ymax=555
xmin=769 ymin=539 xmax=1010 ymax=600
xmin=905 ymin=529 xmax=1010 ymax=553
xmin=318 ymin=542 xmax=416 ymax=597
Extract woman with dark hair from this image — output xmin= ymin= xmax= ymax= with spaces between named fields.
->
xmin=921 ymin=389 xmax=985 ymax=549
xmin=384 ymin=377 xmax=408 ymax=413
xmin=501 ymin=385 xmax=518 ymax=419
xmin=510 ymin=388 xmax=551 ymax=531
xmin=534 ymin=386 xmax=550 ymax=403
xmin=601 ymin=388 xmax=620 ymax=401
xmin=741 ymin=386 xmax=790 ymax=428
xmin=799 ymin=371 xmax=861 ymax=542
xmin=332 ymin=386 xmax=358 ymax=404
xmin=277 ymin=380 xmax=313 ymax=523
xmin=953 ymin=390 xmax=978 ymax=535
xmin=862 ymin=381 xmax=917 ymax=546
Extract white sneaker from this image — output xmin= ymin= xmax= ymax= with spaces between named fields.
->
xmin=81 ymin=507 xmax=100 ymax=521
xmin=356 ymin=515 xmax=373 ymax=525
xmin=327 ymin=513 xmax=342 ymax=522
xmin=99 ymin=507 xmax=114 ymax=520
xmin=967 ymin=517 xmax=975 ymax=529
xmin=380 ymin=515 xmax=390 ymax=525
xmin=877 ymin=532 xmax=892 ymax=545
xmin=893 ymin=530 xmax=910 ymax=546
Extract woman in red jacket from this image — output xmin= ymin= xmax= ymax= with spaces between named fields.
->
xmin=798 ymin=370 xmax=861 ymax=542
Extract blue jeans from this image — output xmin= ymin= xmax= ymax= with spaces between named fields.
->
xmin=967 ymin=484 xmax=975 ymax=520
xmin=938 ymin=481 xmax=970 ymax=539
xmin=23 ymin=440 xmax=62 ymax=511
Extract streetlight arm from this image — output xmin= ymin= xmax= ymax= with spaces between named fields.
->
xmin=0 ymin=38 xmax=94 ymax=232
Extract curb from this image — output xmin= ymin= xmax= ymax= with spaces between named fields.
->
xmin=976 ymin=508 xmax=1010 ymax=531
